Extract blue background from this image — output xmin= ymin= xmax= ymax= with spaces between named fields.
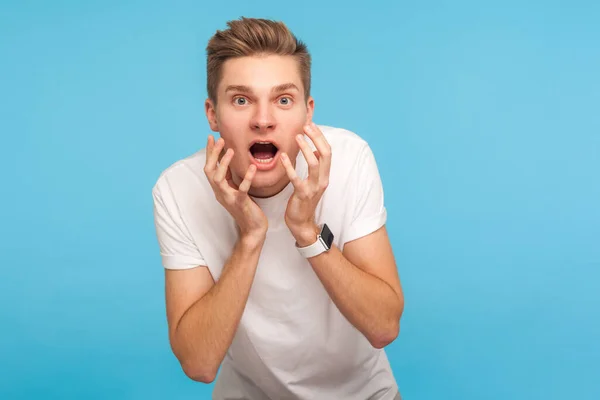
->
xmin=1 ymin=0 xmax=598 ymax=399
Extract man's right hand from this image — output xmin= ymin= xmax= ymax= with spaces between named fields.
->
xmin=204 ymin=135 xmax=268 ymax=245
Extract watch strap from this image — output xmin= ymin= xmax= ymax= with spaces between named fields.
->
xmin=296 ymin=235 xmax=330 ymax=258
xmin=296 ymin=224 xmax=333 ymax=258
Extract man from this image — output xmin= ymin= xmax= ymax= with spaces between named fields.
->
xmin=152 ymin=17 xmax=404 ymax=400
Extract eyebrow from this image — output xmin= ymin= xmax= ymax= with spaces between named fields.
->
xmin=225 ymin=83 xmax=300 ymax=94
xmin=272 ymin=83 xmax=300 ymax=93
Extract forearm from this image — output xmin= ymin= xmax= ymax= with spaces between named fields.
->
xmin=172 ymin=236 xmax=264 ymax=381
xmin=308 ymin=245 xmax=403 ymax=348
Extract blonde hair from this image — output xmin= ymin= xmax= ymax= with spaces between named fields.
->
xmin=206 ymin=17 xmax=311 ymax=104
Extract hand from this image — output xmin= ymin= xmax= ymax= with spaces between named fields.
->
xmin=204 ymin=135 xmax=268 ymax=245
xmin=280 ymin=122 xmax=332 ymax=247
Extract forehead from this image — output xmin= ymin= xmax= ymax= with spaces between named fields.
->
xmin=218 ymin=55 xmax=303 ymax=93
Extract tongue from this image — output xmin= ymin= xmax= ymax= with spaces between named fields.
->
xmin=253 ymin=151 xmax=274 ymax=160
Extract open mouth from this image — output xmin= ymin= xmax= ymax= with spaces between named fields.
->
xmin=249 ymin=141 xmax=279 ymax=164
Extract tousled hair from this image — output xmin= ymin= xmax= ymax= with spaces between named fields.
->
xmin=206 ymin=17 xmax=311 ymax=104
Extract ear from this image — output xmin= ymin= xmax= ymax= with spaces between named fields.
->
xmin=305 ymin=96 xmax=315 ymax=124
xmin=205 ymin=98 xmax=219 ymax=132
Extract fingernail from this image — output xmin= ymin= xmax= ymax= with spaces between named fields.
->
xmin=296 ymin=134 xmax=303 ymax=141
xmin=281 ymin=153 xmax=287 ymax=161
xmin=305 ymin=124 xmax=312 ymax=132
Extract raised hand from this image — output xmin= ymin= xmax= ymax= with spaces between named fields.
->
xmin=204 ymin=135 xmax=268 ymax=244
xmin=279 ymin=122 xmax=332 ymax=247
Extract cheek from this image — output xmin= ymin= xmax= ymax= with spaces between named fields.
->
xmin=216 ymin=112 xmax=247 ymax=149
xmin=278 ymin=107 xmax=307 ymax=130
xmin=281 ymin=113 xmax=307 ymax=146
xmin=285 ymin=105 xmax=309 ymax=124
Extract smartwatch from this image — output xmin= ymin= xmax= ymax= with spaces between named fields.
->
xmin=296 ymin=224 xmax=334 ymax=258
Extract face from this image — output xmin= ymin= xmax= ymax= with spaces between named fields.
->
xmin=205 ymin=55 xmax=314 ymax=198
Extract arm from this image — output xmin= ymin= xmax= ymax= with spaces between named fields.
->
xmin=166 ymin=235 xmax=264 ymax=383
xmin=156 ymin=135 xmax=269 ymax=382
xmin=295 ymin=225 xmax=403 ymax=348
xmin=280 ymin=123 xmax=402 ymax=348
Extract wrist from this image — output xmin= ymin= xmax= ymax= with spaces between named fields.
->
xmin=239 ymin=231 xmax=267 ymax=252
xmin=290 ymin=223 xmax=320 ymax=247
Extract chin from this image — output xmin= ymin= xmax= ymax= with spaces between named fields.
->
xmin=240 ymin=168 xmax=286 ymax=198
xmin=252 ymin=168 xmax=286 ymax=188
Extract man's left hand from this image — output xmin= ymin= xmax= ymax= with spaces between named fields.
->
xmin=280 ymin=122 xmax=332 ymax=247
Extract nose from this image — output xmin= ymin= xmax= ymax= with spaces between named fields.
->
xmin=250 ymin=102 xmax=276 ymax=132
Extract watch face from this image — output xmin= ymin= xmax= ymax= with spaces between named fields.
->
xmin=321 ymin=224 xmax=334 ymax=249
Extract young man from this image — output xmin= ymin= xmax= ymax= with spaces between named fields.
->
xmin=152 ymin=17 xmax=404 ymax=400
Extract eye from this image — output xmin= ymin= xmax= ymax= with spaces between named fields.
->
xmin=234 ymin=97 xmax=248 ymax=106
xmin=278 ymin=96 xmax=293 ymax=106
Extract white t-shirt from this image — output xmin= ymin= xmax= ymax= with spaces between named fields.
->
xmin=152 ymin=125 xmax=399 ymax=400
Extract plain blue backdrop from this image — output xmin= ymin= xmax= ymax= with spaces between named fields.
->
xmin=1 ymin=0 xmax=598 ymax=399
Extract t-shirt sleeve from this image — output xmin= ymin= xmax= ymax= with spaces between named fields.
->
xmin=152 ymin=178 xmax=206 ymax=270
xmin=343 ymin=144 xmax=388 ymax=244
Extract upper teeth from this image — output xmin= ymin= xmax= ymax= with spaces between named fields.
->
xmin=257 ymin=141 xmax=271 ymax=144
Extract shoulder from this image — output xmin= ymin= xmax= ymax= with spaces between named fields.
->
xmin=318 ymin=124 xmax=369 ymax=149
xmin=317 ymin=125 xmax=369 ymax=151
xmin=152 ymin=149 xmax=208 ymax=196
xmin=151 ymin=148 xmax=222 ymax=229
xmin=317 ymin=124 xmax=374 ymax=165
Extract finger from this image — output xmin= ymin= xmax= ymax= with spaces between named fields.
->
xmin=304 ymin=123 xmax=332 ymax=182
xmin=218 ymin=147 xmax=227 ymax=163
xmin=238 ymin=164 xmax=256 ymax=194
xmin=280 ymin=152 xmax=302 ymax=189
xmin=204 ymin=135 xmax=214 ymax=170
xmin=296 ymin=134 xmax=319 ymax=186
xmin=213 ymin=148 xmax=235 ymax=194
xmin=207 ymin=135 xmax=214 ymax=153
xmin=225 ymin=167 xmax=239 ymax=190
xmin=303 ymin=122 xmax=330 ymax=154
xmin=205 ymin=137 xmax=225 ymax=173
